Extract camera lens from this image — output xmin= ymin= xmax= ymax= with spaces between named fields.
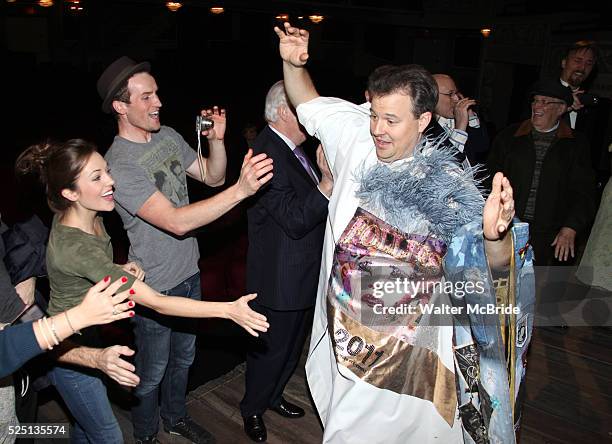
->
xmin=196 ymin=115 xmax=214 ymax=132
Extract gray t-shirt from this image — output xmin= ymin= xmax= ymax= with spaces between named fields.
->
xmin=105 ymin=126 xmax=199 ymax=291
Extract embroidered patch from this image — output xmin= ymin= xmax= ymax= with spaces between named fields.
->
xmin=455 ymin=344 xmax=480 ymax=393
xmin=516 ymin=314 xmax=528 ymax=348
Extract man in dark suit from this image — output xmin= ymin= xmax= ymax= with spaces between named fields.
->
xmin=560 ymin=40 xmax=610 ymax=190
xmin=240 ymin=80 xmax=333 ymax=442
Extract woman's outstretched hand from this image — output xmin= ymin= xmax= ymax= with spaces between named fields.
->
xmin=71 ymin=276 xmax=135 ymax=330
xmin=226 ymin=294 xmax=269 ymax=337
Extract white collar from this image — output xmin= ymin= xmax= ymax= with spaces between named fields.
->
xmin=269 ymin=125 xmax=297 ymax=150
xmin=534 ymin=121 xmax=560 ymax=133
xmin=560 ymin=78 xmax=578 ymax=92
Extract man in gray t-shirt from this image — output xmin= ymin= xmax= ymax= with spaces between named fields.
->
xmin=106 ymin=126 xmax=200 ymax=292
xmin=97 ymin=56 xmax=273 ymax=444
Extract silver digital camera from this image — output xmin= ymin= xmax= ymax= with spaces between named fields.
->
xmin=196 ymin=115 xmax=214 ymax=133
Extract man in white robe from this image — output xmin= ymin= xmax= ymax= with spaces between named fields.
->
xmin=274 ymin=22 xmax=521 ymax=444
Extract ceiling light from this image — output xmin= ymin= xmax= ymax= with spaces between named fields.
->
xmin=166 ymin=2 xmax=182 ymax=12
xmin=480 ymin=28 xmax=492 ymax=38
xmin=309 ymin=15 xmax=324 ymax=24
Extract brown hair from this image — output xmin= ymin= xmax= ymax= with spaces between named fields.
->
xmin=564 ymin=40 xmax=598 ymax=61
xmin=110 ymin=68 xmax=148 ymax=118
xmin=367 ymin=64 xmax=438 ymax=119
xmin=15 ymin=139 xmax=97 ymax=213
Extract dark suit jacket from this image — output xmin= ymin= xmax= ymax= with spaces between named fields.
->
xmin=487 ymin=120 xmax=596 ymax=235
xmin=562 ymin=97 xmax=611 ymax=183
xmin=246 ymin=126 xmax=328 ymax=311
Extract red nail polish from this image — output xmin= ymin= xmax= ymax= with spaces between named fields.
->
xmin=129 ymin=301 xmax=135 ymax=307
xmin=121 ymin=276 xmax=128 ymax=283
xmin=129 ymin=289 xmax=135 ymax=295
xmin=104 ymin=276 xmax=110 ymax=282
xmin=129 ymin=311 xmax=135 ymax=317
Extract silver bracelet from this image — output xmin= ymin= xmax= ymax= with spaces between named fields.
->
xmin=49 ymin=317 xmax=61 ymax=345
xmin=64 ymin=311 xmax=82 ymax=335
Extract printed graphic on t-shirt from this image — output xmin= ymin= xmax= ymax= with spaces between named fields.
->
xmin=138 ymin=138 xmax=188 ymax=206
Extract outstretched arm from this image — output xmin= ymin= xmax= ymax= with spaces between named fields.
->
xmin=138 ymin=149 xmax=273 ymax=236
xmin=274 ymin=22 xmax=319 ymax=107
xmin=128 ymin=279 xmax=269 ymax=337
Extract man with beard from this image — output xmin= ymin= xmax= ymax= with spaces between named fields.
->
xmin=559 ymin=40 xmax=610 ymax=188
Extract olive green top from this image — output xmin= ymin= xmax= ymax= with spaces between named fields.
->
xmin=46 ymin=216 xmax=136 ymax=344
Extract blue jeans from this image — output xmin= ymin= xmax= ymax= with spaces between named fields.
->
xmin=48 ymin=365 xmax=123 ymax=444
xmin=131 ymin=273 xmax=200 ymax=439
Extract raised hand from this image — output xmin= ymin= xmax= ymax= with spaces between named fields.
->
xmin=226 ymin=293 xmax=270 ymax=337
xmin=201 ymin=106 xmax=227 ymax=141
xmin=453 ymin=95 xmax=477 ymax=131
xmin=483 ymin=172 xmax=515 ymax=241
xmin=236 ymin=149 xmax=274 ymax=199
xmin=274 ymin=21 xmax=310 ymax=67
xmin=95 ymin=345 xmax=140 ymax=387
xmin=569 ymin=89 xmax=585 ymax=112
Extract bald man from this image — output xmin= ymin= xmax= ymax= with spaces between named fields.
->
xmin=426 ymin=74 xmax=489 ymax=166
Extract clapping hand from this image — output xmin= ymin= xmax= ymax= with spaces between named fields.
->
xmin=483 ymin=172 xmax=515 ymax=241
xmin=569 ymin=89 xmax=585 ymax=112
xmin=236 ymin=149 xmax=274 ymax=199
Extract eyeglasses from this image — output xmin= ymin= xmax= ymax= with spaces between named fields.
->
xmin=530 ymin=99 xmax=565 ymax=107
xmin=439 ymin=90 xmax=460 ymax=99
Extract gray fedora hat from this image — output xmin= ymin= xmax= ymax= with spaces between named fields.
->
xmin=97 ymin=56 xmax=151 ymax=113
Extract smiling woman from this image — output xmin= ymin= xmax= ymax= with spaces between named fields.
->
xmin=15 ymin=139 xmax=269 ymax=443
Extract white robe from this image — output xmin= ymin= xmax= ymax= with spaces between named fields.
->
xmin=297 ymin=97 xmax=463 ymax=443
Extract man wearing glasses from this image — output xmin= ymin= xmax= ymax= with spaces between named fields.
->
xmin=487 ymin=79 xmax=596 ymax=265
xmin=427 ymin=74 xmax=489 ymax=166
